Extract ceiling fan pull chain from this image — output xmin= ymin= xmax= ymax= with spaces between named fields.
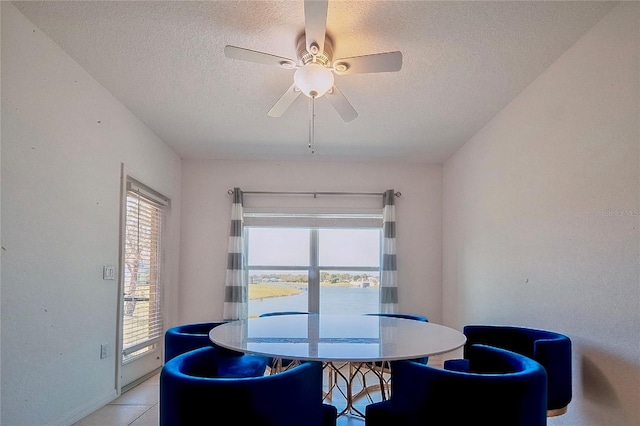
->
xmin=309 ymin=96 xmax=315 ymax=154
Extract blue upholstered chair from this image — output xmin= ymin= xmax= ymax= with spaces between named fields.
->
xmin=160 ymin=346 xmax=337 ymax=426
xmin=258 ymin=311 xmax=309 ymax=317
xmin=352 ymin=313 xmax=429 ymax=402
xmin=446 ymin=324 xmax=572 ymax=416
xmin=365 ymin=344 xmax=548 ymax=426
xmin=365 ymin=313 xmax=429 ymax=322
xmin=164 ymin=321 xmax=241 ymax=362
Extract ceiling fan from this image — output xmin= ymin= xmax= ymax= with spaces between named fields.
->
xmin=224 ymin=0 xmax=403 ymax=152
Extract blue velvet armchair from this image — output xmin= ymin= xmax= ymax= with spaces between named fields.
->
xmin=164 ymin=321 xmax=269 ymax=381
xmin=160 ymin=346 xmax=337 ymax=426
xmin=365 ymin=344 xmax=548 ymax=426
xmin=164 ymin=321 xmax=242 ymax=362
xmin=445 ymin=324 xmax=572 ymax=416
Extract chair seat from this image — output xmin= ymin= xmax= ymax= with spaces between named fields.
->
xmin=216 ymin=354 xmax=270 ymax=378
xmin=442 ymin=358 xmax=469 ymax=372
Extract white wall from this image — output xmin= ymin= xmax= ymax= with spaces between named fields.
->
xmin=443 ymin=3 xmax=639 ymax=425
xmin=179 ymin=159 xmax=442 ymax=324
xmin=1 ymin=4 xmax=181 ymax=425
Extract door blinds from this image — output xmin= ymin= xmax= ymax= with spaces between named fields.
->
xmin=122 ymin=180 xmax=167 ymax=361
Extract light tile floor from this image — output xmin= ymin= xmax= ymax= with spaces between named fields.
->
xmin=73 ymin=372 xmax=160 ymax=426
xmin=73 ymin=364 xmax=386 ymax=426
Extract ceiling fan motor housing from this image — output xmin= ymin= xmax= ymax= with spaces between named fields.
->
xmin=297 ymin=34 xmax=332 ymax=67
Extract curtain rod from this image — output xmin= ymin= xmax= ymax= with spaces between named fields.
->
xmin=226 ymin=189 xmax=401 ymax=198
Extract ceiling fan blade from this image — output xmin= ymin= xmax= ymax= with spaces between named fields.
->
xmin=267 ymin=83 xmax=302 ymax=117
xmin=304 ymin=0 xmax=328 ymax=54
xmin=325 ymin=85 xmax=358 ymax=122
xmin=332 ymin=51 xmax=403 ymax=75
xmin=224 ymin=45 xmax=297 ymax=69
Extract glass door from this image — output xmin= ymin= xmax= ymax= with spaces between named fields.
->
xmin=119 ymin=177 xmax=167 ymax=390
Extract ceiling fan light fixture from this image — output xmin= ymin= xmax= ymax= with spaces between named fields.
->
xmin=294 ymin=63 xmax=334 ymax=98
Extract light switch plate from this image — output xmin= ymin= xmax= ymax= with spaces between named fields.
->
xmin=103 ymin=265 xmax=116 ymax=280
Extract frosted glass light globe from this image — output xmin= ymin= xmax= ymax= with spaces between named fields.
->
xmin=294 ymin=63 xmax=334 ymax=98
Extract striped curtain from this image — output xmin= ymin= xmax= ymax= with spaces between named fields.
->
xmin=379 ymin=189 xmax=398 ymax=313
xmin=223 ymin=188 xmax=248 ymax=320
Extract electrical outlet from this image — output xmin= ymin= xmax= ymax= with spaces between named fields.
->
xmin=100 ymin=344 xmax=108 ymax=359
xmin=103 ymin=265 xmax=116 ymax=280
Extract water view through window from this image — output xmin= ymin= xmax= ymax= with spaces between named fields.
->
xmin=247 ymin=227 xmax=381 ymax=317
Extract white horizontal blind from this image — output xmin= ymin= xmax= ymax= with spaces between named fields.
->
xmin=122 ymin=180 xmax=167 ymax=361
xmin=243 ymin=210 xmax=383 ymax=229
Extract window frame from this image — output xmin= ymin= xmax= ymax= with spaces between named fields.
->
xmin=244 ymin=211 xmax=382 ymax=314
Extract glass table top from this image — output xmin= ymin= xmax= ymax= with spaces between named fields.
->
xmin=209 ymin=314 xmax=466 ymax=362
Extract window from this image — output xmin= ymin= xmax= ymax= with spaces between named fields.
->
xmin=121 ymin=179 xmax=168 ymax=363
xmin=318 ymin=228 xmax=380 ymax=315
xmin=245 ymin=212 xmax=381 ymax=317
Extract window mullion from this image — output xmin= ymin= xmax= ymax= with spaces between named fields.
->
xmin=309 ymin=228 xmax=319 ymax=313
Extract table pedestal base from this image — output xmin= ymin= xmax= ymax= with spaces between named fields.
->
xmin=322 ymin=362 xmax=390 ymax=418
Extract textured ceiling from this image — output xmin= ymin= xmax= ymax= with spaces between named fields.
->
xmin=13 ymin=1 xmax=616 ymax=163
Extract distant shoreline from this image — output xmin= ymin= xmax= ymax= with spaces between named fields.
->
xmin=248 ymin=282 xmax=379 ymax=300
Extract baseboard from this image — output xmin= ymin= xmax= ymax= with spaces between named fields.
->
xmin=47 ymin=389 xmax=117 ymax=426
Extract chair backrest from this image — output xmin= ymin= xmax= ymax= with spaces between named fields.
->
xmin=259 ymin=311 xmax=310 ymax=317
xmin=164 ymin=321 xmax=236 ymax=362
xmin=160 ymin=346 xmax=332 ymax=426
xmin=365 ymin=312 xmax=428 ymax=322
xmin=382 ymin=344 xmax=548 ymax=425
xmin=257 ymin=312 xmax=310 ymax=368
xmin=462 ymin=324 xmax=572 ymax=413
xmin=365 ymin=313 xmax=429 ymax=364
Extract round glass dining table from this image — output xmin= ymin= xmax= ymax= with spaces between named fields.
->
xmin=209 ymin=313 xmax=466 ymax=362
xmin=209 ymin=314 xmax=466 ymax=417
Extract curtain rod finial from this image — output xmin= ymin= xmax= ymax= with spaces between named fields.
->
xmin=227 ymin=189 xmax=234 ymax=195
xmin=395 ymin=191 xmax=402 ymax=197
